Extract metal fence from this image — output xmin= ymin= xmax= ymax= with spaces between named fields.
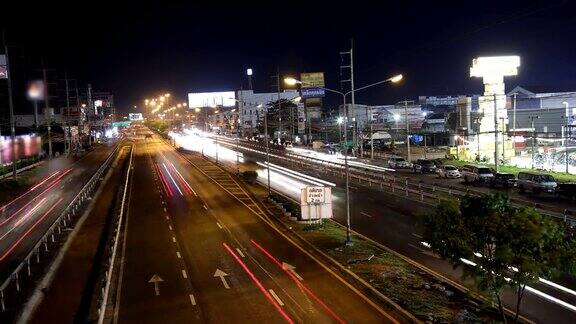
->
xmin=217 ymin=137 xmax=575 ymax=223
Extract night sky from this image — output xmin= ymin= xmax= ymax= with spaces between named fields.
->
xmin=1 ymin=0 xmax=575 ymax=116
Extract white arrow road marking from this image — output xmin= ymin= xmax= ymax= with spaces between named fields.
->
xmin=148 ymin=274 xmax=164 ymax=296
xmin=214 ymin=269 xmax=230 ymax=289
xmin=282 ymin=262 xmax=303 ymax=281
xmin=269 ymin=289 xmax=284 ymax=306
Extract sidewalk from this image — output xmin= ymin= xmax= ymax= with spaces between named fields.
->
xmin=28 ymin=146 xmax=128 ymax=323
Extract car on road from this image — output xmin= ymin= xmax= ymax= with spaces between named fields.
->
xmin=489 ymin=172 xmax=516 ymax=188
xmin=461 ymin=165 xmax=494 ymax=184
xmin=387 ymin=157 xmax=411 ymax=169
xmin=436 ymin=165 xmax=460 ymax=178
xmin=517 ymin=172 xmax=557 ymax=194
xmin=412 ymin=159 xmax=437 ymax=173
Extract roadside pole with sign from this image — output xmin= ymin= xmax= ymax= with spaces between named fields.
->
xmin=300 ymin=186 xmax=333 ymax=223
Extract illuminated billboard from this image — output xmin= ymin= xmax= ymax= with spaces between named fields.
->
xmin=188 ymin=91 xmax=236 ymax=108
xmin=129 ymin=113 xmax=144 ymax=121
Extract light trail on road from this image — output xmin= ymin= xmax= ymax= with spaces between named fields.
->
xmin=0 ymin=171 xmax=61 ymax=213
xmin=0 ymin=168 xmax=73 ymax=227
xmin=251 ymin=239 xmax=346 ymax=324
xmin=0 ymin=198 xmax=63 ymax=262
xmin=223 ymin=242 xmax=295 ymax=324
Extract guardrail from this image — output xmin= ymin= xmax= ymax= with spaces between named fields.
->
xmin=96 ymin=144 xmax=133 ymax=324
xmin=216 ymin=137 xmax=576 ymax=223
xmin=0 ymin=143 xmax=121 ymax=312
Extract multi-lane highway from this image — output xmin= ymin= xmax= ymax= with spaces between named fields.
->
xmin=0 ymin=143 xmax=117 ymax=321
xmin=111 ymin=136 xmax=403 ymax=323
xmin=0 ymin=144 xmax=116 ymax=281
xmin=179 ymin=133 xmax=576 ymax=324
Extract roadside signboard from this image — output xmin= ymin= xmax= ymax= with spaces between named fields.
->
xmin=297 ymin=103 xmax=305 ymax=134
xmin=300 ymin=186 xmax=332 ymax=220
xmin=112 ymin=121 xmax=131 ymax=127
xmin=301 ymin=88 xmax=325 ymax=99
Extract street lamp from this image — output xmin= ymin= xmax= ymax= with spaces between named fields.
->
xmin=284 ymin=73 xmax=402 ymax=245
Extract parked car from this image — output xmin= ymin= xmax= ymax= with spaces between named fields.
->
xmin=517 ymin=172 xmax=557 ymax=194
xmin=461 ymin=165 xmax=494 ymax=183
xmin=413 ymin=159 xmax=437 ymax=173
xmin=489 ymin=172 xmax=516 ymax=188
xmin=436 ymin=165 xmax=461 ymax=178
xmin=556 ymin=183 xmax=576 ymax=201
xmin=388 ymin=157 xmax=411 ymax=169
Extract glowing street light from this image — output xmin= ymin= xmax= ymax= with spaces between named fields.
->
xmin=284 ymin=73 xmax=403 ymax=245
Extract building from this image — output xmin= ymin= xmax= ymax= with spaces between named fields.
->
xmin=339 ymin=103 xmax=425 ymax=132
xmin=209 ymin=107 xmax=240 ymax=134
xmin=507 ymin=86 xmax=576 ymax=134
xmin=236 ymin=89 xmax=299 ymax=135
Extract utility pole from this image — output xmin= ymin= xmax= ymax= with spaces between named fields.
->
xmin=264 ymin=105 xmax=271 ymax=195
xmin=370 ymin=106 xmax=374 ymax=159
xmin=340 ymin=39 xmax=356 ymax=157
xmin=42 ymin=60 xmax=53 ymax=159
xmin=493 ymin=94 xmax=499 ymax=172
xmin=404 ymin=100 xmax=411 ymax=162
xmin=3 ymin=31 xmax=17 ymax=179
xmin=512 ymin=93 xmax=517 ymax=157
xmin=277 ymin=68 xmax=282 ymax=144
xmin=564 ymin=115 xmax=569 ymax=174
xmin=87 ymin=84 xmax=93 ymax=146
xmin=529 ymin=115 xmax=539 ymax=169
xmin=64 ymin=74 xmax=70 ymax=156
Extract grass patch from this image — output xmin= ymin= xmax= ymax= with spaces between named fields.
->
xmin=287 ymin=219 xmax=498 ymax=322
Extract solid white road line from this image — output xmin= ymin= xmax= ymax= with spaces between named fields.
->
xmin=236 ymin=248 xmax=245 ymax=258
xmin=269 ymin=289 xmax=284 ymax=306
xmin=189 ymin=294 xmax=196 ymax=306
xmin=182 ymin=270 xmax=188 ymax=279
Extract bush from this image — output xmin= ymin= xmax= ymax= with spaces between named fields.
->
xmin=240 ymin=170 xmax=258 ymax=184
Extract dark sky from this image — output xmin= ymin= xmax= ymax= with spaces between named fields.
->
xmin=1 ymin=0 xmax=575 ymax=115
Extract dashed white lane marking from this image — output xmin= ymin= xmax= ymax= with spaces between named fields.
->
xmin=189 ymin=294 xmax=196 ymax=306
xmin=177 ymin=251 xmax=181 ymax=259
xmin=163 ymin=207 xmax=167 ymax=212
xmin=216 ymin=222 xmax=223 ymax=229
xmin=269 ymin=289 xmax=284 ymax=306
xmin=236 ymin=248 xmax=245 ymax=258
xmin=172 ymin=237 xmax=176 ymax=243
xmin=165 ymin=215 xmax=169 ymax=220
xmin=182 ymin=270 xmax=188 ymax=279
xmin=162 ymin=201 xmax=166 ymax=205
xmin=203 ymin=205 xmax=208 ymax=210
xmin=360 ymin=212 xmax=372 ymax=218
xmin=168 ymin=225 xmax=173 ymax=231
xmin=412 ymin=233 xmax=422 ymax=238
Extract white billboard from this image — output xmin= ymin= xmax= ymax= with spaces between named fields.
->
xmin=129 ymin=113 xmax=144 ymax=121
xmin=188 ymin=91 xmax=236 ymax=108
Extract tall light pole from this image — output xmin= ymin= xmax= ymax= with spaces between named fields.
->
xmin=285 ymin=73 xmax=402 ymax=245
xmin=563 ymin=101 xmax=570 ymax=174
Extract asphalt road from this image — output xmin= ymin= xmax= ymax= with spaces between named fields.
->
xmin=114 ymin=136 xmax=399 ymax=323
xmin=213 ymin=136 xmax=576 ymax=323
xmin=0 ymin=143 xmax=117 ymax=283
